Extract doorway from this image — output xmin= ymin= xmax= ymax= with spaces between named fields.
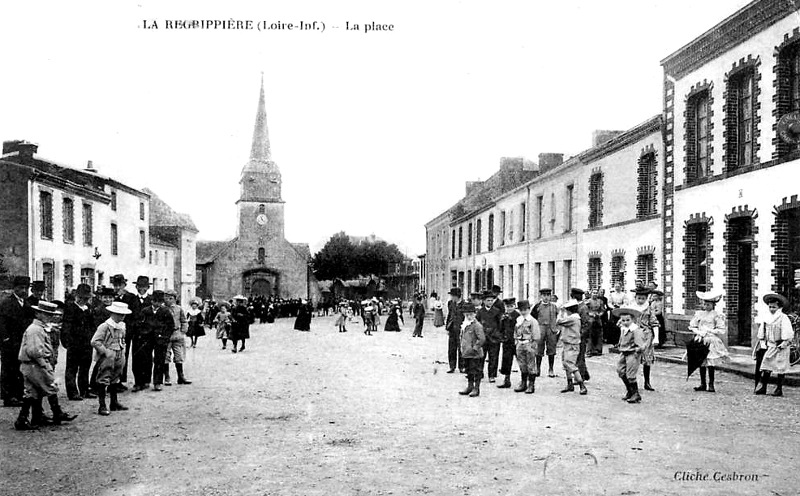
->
xmin=727 ymin=217 xmax=754 ymax=346
xmin=251 ymin=279 xmax=272 ymax=297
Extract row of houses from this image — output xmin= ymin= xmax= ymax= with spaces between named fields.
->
xmin=0 ymin=140 xmax=198 ymax=303
xmin=424 ymin=0 xmax=800 ymax=348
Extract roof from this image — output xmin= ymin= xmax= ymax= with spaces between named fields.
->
xmin=143 ymin=188 xmax=199 ymax=232
xmin=150 ymin=232 xmax=178 ymax=249
xmin=291 ymin=243 xmax=311 ymax=260
xmin=196 ymin=239 xmax=233 ymax=265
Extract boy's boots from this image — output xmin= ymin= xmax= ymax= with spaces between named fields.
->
xmin=643 ymin=365 xmax=654 ymax=391
xmin=548 ymin=355 xmax=556 ymax=377
xmin=560 ymin=378 xmax=574 ymax=393
xmin=469 ymin=378 xmax=481 ymax=397
xmin=575 ymin=372 xmax=588 ymax=395
xmin=48 ymin=395 xmax=77 ymax=424
xmin=694 ymin=367 xmax=707 ymax=391
xmin=627 ymin=381 xmax=642 ymax=403
xmin=459 ymin=376 xmax=474 ymax=396
xmin=30 ymin=398 xmax=53 ymax=427
xmin=755 ymin=371 xmax=770 ymax=395
xmin=97 ymin=386 xmax=110 ymax=416
xmin=14 ymin=398 xmax=36 ymax=431
xmin=772 ymin=375 xmax=784 ymax=397
xmin=110 ymin=389 xmax=128 ymax=412
xmin=707 ymin=367 xmax=716 ymax=393
xmin=176 ymin=364 xmax=192 ymax=385
xmin=621 ymin=378 xmax=632 ymax=401
xmin=525 ymin=376 xmax=535 ymax=394
xmin=514 ymin=374 xmax=528 ymax=393
xmin=497 ymin=374 xmax=511 ymax=389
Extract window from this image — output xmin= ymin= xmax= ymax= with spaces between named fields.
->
xmin=64 ymin=264 xmax=74 ymax=291
xmin=149 ymin=250 xmax=153 ymax=264
xmin=488 ymin=214 xmax=495 ymax=251
xmin=110 ymin=223 xmax=118 ymax=255
xmin=451 ymin=270 xmax=457 ymax=289
xmin=40 ymin=191 xmax=53 ymax=239
xmin=467 ymin=270 xmax=472 ymax=295
xmin=155 ymin=250 xmax=159 ymax=265
xmin=258 ymin=247 xmax=265 ymax=263
xmin=62 ymin=198 xmax=74 ymax=243
xmin=80 ymin=267 xmax=94 ymax=287
xmin=457 ymin=271 xmax=464 ymax=291
xmin=458 ymin=227 xmax=463 ymax=258
xmin=500 ymin=211 xmax=506 ymax=246
xmin=726 ymin=68 xmax=756 ymax=169
xmin=475 ymin=219 xmax=482 ymax=254
xmin=474 ymin=270 xmax=480 ymax=292
xmin=451 ymin=229 xmax=456 ymax=259
xmin=259 ymin=204 xmax=266 ymax=214
xmin=536 ymin=195 xmax=544 ymax=238
xmin=110 ymin=191 xmax=117 ymax=211
xmin=82 ymin=203 xmax=93 ymax=246
xmin=548 ymin=261 xmax=556 ymax=295
xmin=499 ymin=266 xmax=504 ymax=292
xmin=687 ymin=90 xmax=711 ymax=181
xmin=563 ymin=260 xmax=573 ymax=298
xmin=139 ymin=230 xmax=146 ymax=258
xmin=611 ymin=255 xmax=626 ymax=289
xmin=636 ymin=254 xmax=655 ymax=286
xmin=637 ymin=153 xmax=658 ymax=218
xmin=777 ymin=43 xmax=800 ymax=157
xmin=467 ymin=222 xmax=473 ymax=256
xmin=565 ymin=185 xmax=574 ymax=232
xmin=534 ymin=262 xmax=542 ymax=294
xmin=487 ymin=268 xmax=494 ymax=289
xmin=685 ymin=223 xmax=710 ymax=309
xmin=550 ymin=193 xmax=556 ymax=232
xmin=520 ymin=203 xmax=526 ymax=241
xmin=139 ymin=202 xmax=145 ymax=220
xmin=518 ymin=264 xmax=525 ymax=300
xmin=588 ymin=172 xmax=603 ymax=228
xmin=508 ymin=210 xmax=514 ymax=242
xmin=42 ymin=262 xmax=54 ymax=301
xmin=508 ymin=265 xmax=514 ymax=297
xmin=588 ymin=257 xmax=602 ymax=291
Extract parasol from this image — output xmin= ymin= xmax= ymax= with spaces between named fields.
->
xmin=685 ymin=338 xmax=710 ymax=379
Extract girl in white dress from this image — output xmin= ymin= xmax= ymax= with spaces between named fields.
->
xmin=754 ymin=293 xmax=794 ymax=397
xmin=688 ymin=289 xmax=728 ymax=392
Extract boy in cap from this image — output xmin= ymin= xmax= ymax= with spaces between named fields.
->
xmin=15 ymin=301 xmax=77 ymax=430
xmin=140 ymin=290 xmax=175 ymax=391
xmin=557 ymin=299 xmax=588 ymax=395
xmin=92 ymin=302 xmax=132 ymax=415
xmin=532 ymin=288 xmax=559 ymax=378
xmin=477 ymin=290 xmax=503 ymax=383
xmin=514 ymin=300 xmax=541 ymax=394
xmin=458 ymin=302 xmax=485 ymax=397
xmin=497 ymin=297 xmax=519 ymax=388
xmin=628 ymin=287 xmax=659 ymax=391
xmin=614 ymin=307 xmax=645 ymax=403
xmin=445 ymin=288 xmax=464 ymax=373
xmin=164 ymin=290 xmax=191 ymax=385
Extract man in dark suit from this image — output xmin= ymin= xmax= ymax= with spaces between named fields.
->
xmin=61 ymin=284 xmax=96 ymax=400
xmin=445 ymin=288 xmax=464 ymax=373
xmin=112 ymin=274 xmax=140 ymax=389
xmin=0 ymin=276 xmax=34 ymax=406
xmin=26 ymin=280 xmax=46 ymax=307
xmin=130 ymin=276 xmax=153 ymax=392
xmin=477 ymin=290 xmax=503 ymax=383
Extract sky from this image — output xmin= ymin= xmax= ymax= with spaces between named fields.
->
xmin=0 ymin=0 xmax=754 ymax=257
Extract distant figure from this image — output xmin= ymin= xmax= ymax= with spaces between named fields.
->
xmin=230 ymin=295 xmax=251 ymax=353
xmin=384 ymin=300 xmax=404 ymax=332
xmin=412 ymin=296 xmax=426 ymax=337
xmin=294 ymin=300 xmax=312 ymax=332
xmin=432 ymin=293 xmax=445 ymax=328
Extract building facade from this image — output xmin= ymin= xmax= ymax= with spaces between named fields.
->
xmin=196 ymin=78 xmax=311 ymax=302
xmin=661 ymin=0 xmax=800 ymax=347
xmin=0 ymin=141 xmax=196 ymax=300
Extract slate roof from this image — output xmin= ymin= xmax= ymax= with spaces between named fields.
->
xmin=196 ymin=239 xmax=233 ymax=265
xmin=143 ymin=188 xmax=199 ymax=232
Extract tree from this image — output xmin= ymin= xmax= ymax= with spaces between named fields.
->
xmin=311 ymin=232 xmax=407 ymax=280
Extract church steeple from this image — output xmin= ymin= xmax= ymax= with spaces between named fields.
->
xmin=249 ymin=73 xmax=271 ymax=162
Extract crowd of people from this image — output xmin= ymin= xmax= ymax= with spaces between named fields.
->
xmin=440 ymin=282 xmax=798 ymax=402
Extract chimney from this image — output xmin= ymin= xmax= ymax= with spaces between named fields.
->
xmin=592 ymin=130 xmax=624 ymax=147
xmin=499 ymin=156 xmax=524 ymax=172
xmin=465 ymin=180 xmax=483 ymax=196
xmin=538 ymin=153 xmax=564 ymax=172
xmin=85 ymin=160 xmax=97 ymax=173
xmin=2 ymin=140 xmax=38 ymax=158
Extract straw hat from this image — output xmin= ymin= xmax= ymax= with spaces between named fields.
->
xmin=612 ymin=307 xmax=642 ymax=319
xmin=696 ymin=289 xmax=723 ymax=303
xmin=32 ymin=301 xmax=63 ymax=315
xmin=107 ymin=302 xmax=132 ymax=315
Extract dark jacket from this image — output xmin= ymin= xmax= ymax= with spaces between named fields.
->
xmin=60 ymin=301 xmax=95 ymax=351
xmin=139 ymin=305 xmax=175 ymax=342
xmin=445 ymin=299 xmax=464 ymax=334
xmin=230 ymin=305 xmax=251 ymax=340
xmin=476 ymin=305 xmax=503 ymax=344
xmin=0 ymin=294 xmax=33 ymax=350
xmin=500 ymin=310 xmax=520 ymax=343
xmin=116 ymin=291 xmax=142 ymax=340
xmin=413 ymin=302 xmax=426 ymax=321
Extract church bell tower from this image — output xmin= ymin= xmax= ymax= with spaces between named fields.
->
xmin=237 ymin=75 xmax=285 ymax=242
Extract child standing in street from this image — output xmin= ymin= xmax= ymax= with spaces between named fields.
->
xmin=91 ymin=302 xmax=132 ymax=416
xmin=214 ymin=303 xmax=231 ymax=349
xmin=557 ymin=299 xmax=588 ymax=395
xmin=458 ymin=303 xmax=485 ymax=398
xmin=513 ymin=300 xmax=541 ymax=394
xmin=614 ymin=307 xmax=645 ymax=403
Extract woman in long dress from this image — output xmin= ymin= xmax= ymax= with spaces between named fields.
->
xmin=754 ymin=293 xmax=794 ymax=397
xmin=186 ymin=299 xmax=206 ymax=348
xmin=230 ymin=296 xmax=251 ymax=353
xmin=432 ymin=294 xmax=445 ymax=328
xmin=293 ymin=300 xmax=312 ymax=332
xmin=688 ymin=289 xmax=728 ymax=392
xmin=384 ymin=301 xmax=404 ymax=332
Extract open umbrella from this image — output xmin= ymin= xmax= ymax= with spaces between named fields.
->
xmin=685 ymin=338 xmax=710 ymax=379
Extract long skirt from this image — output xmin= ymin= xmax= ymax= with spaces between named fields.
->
xmin=640 ymin=328 xmax=655 ymax=366
xmin=433 ymin=309 xmax=445 ymax=327
xmin=762 ymin=345 xmax=791 ymax=374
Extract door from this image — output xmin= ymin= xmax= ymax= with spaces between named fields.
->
xmin=736 ymin=241 xmax=752 ymax=346
xmin=251 ymin=278 xmax=272 ymax=297
xmin=727 ymin=217 xmax=753 ymax=346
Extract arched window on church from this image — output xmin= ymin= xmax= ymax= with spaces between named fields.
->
xmin=257 ymin=247 xmax=265 ymax=263
xmin=258 ymin=204 xmax=266 ymax=214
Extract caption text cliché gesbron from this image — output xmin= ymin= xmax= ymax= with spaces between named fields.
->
xmin=140 ymin=19 xmax=394 ymax=34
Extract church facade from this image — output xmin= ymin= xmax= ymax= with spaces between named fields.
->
xmin=196 ymin=79 xmax=311 ymax=302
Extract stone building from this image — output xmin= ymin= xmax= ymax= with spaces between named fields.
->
xmin=425 ymin=118 xmax=664 ymax=303
xmin=0 ymin=140 xmax=196 ymax=299
xmin=661 ymin=0 xmax=800 ymax=347
xmin=196 ymin=79 xmax=311 ymax=302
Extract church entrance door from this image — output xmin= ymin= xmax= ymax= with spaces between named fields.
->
xmin=251 ymin=278 xmax=272 ymax=297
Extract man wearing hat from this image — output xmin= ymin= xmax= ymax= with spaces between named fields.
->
xmin=61 ymin=283 xmax=97 ymax=401
xmin=130 ymin=276 xmax=153 ymax=392
xmin=497 ymin=297 xmax=519 ymax=389
xmin=570 ymin=287 xmax=592 ymax=381
xmin=26 ymin=280 xmax=46 ymax=307
xmin=532 ymin=288 xmax=559 ymax=378
xmin=458 ymin=302 xmax=485 ymax=397
xmin=92 ymin=301 xmax=132 ymax=415
xmin=15 ymin=301 xmax=77 ymax=430
xmin=111 ymin=274 xmax=140 ymax=389
xmin=411 ymin=294 xmax=426 ymax=338
xmin=445 ymin=288 xmax=464 ymax=373
xmin=477 ymin=290 xmax=503 ymax=383
xmin=0 ymin=275 xmax=34 ymax=407
xmin=139 ymin=290 xmax=175 ymax=391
